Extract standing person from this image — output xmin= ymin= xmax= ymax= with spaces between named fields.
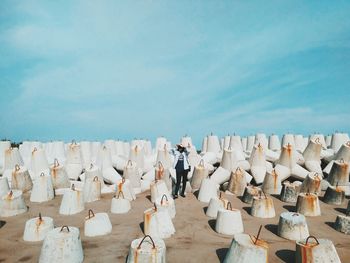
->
xmin=170 ymin=144 xmax=190 ymax=199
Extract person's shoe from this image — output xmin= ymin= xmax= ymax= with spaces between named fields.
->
xmin=173 ymin=195 xmax=178 ymax=199
xmin=180 ymin=193 xmax=186 ymax=198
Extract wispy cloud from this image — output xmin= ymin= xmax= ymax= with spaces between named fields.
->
xmin=0 ymin=1 xmax=349 ymax=145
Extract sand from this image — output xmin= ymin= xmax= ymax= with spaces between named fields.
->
xmin=0 ymin=189 xmax=349 ymax=262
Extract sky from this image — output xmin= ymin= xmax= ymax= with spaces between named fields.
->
xmin=0 ymin=1 xmax=349 ymax=147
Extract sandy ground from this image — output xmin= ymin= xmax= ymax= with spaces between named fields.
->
xmin=0 ymin=188 xmax=349 ymax=263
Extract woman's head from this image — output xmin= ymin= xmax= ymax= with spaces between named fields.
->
xmin=177 ymin=144 xmax=185 ymax=152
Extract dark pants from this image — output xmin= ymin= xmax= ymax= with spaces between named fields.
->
xmin=174 ymin=169 xmax=188 ymax=196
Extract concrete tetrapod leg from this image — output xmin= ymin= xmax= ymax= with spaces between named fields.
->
xmin=227 ymin=167 xmax=247 ymax=196
xmin=215 ymin=202 xmax=244 ymax=235
xmin=294 ymin=135 xmax=306 ymax=152
xmin=320 ymin=179 xmax=331 ymax=191
xmin=300 ymin=172 xmax=322 ymax=195
xmin=274 ymin=164 xmax=291 ymax=181
xmin=84 ymin=209 xmax=112 ymax=237
xmin=30 ymin=147 xmax=49 ymax=179
xmin=323 ymin=186 xmax=345 ymax=205
xmin=39 ymin=226 xmax=84 ymax=263
xmin=280 ymin=181 xmax=302 ymax=203
xmin=116 ymin=178 xmax=136 ymax=201
xmin=220 ymin=147 xmax=236 ymax=172
xmin=102 ymin=166 xmax=122 ymax=185
xmin=282 ymin=134 xmax=295 ymax=148
xmin=198 ymin=178 xmax=218 ymax=203
xmin=277 ymin=143 xmax=297 ymax=169
xmin=330 ymin=133 xmax=347 ymax=153
xmin=295 ymin=236 xmax=341 ymax=263
xmin=249 ymin=143 xmax=267 ymax=184
xmin=323 ymin=142 xmax=350 ymax=174
xmin=83 ymin=176 xmax=101 ymax=203
xmin=290 ymin=165 xmax=309 ymax=181
xmin=206 ymin=134 xmax=221 ymax=154
xmin=124 ymin=160 xmax=141 ymax=188
xmin=242 ymin=185 xmax=262 ymax=204
xmin=0 ymin=190 xmax=27 ymax=217
xmin=277 ymin=212 xmax=309 ymax=241
xmin=30 ymin=172 xmax=55 ymax=203
xmin=223 ymin=226 xmax=268 ymax=263
xmin=156 ymin=147 xmax=172 ymax=170
xmin=23 ymin=213 xmax=54 ymax=242
xmin=154 ymin=162 xmax=172 ymax=191
xmin=84 ymin=163 xmax=105 ymax=188
xmin=327 ymin=159 xmax=349 ymax=187
xmin=190 ymin=160 xmax=209 ymax=191
xmin=155 ymin=194 xmax=176 ymax=219
xmin=150 ymin=180 xmax=169 ymax=203
xmin=126 ymin=235 xmax=166 ymax=263
xmin=296 ymin=193 xmax=321 ymax=217
xmin=303 ymin=138 xmax=323 ymax=174
xmin=262 ymin=169 xmax=282 ymax=195
xmin=143 ymin=205 xmax=175 ymax=239
xmin=0 ymin=177 xmax=10 ymax=197
xmin=50 ymin=159 xmax=70 ymax=189
xmin=268 ymin=133 xmax=281 ymax=151
xmin=111 ymin=191 xmax=131 ymax=214
xmin=11 ymin=164 xmax=33 ymax=193
xmin=59 ymin=184 xmax=84 ymax=215
xmin=250 ymin=192 xmax=276 ymax=218
xmin=143 ymin=206 xmax=159 ymax=238
xmin=334 ymin=211 xmax=350 ymax=235
xmin=210 ymin=166 xmax=231 ymax=185
xmin=206 ymin=192 xmax=228 ymax=218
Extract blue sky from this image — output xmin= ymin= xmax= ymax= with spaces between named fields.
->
xmin=0 ymin=1 xmax=349 ymax=147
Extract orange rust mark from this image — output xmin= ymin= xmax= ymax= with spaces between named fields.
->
xmin=272 ymin=170 xmax=278 ymax=191
xmin=339 ymin=163 xmax=349 ymax=182
xmin=144 ymin=211 xmax=152 ymax=234
xmin=156 ymin=168 xmax=163 ymax=180
xmin=134 ymin=248 xmax=138 ymax=263
xmin=232 ymin=170 xmax=244 ymax=193
xmin=35 ymin=217 xmax=43 ymax=233
xmin=313 ymin=175 xmax=321 ymax=192
xmin=306 ymin=194 xmax=316 ymax=211
xmin=265 ymin=198 xmax=272 ymax=213
xmin=341 ymin=163 xmax=348 ymax=171
xmin=300 ymin=242 xmax=317 ymax=263
xmin=249 ymin=234 xmax=269 ymax=250
xmin=255 ymin=238 xmax=269 ymax=249
xmin=286 ymin=143 xmax=292 ymax=157
xmin=118 ymin=182 xmax=123 ymax=193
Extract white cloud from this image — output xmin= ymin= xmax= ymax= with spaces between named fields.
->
xmin=1 ymin=1 xmax=349 ymax=145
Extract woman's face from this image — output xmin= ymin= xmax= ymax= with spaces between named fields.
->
xmin=178 ymin=147 xmax=184 ymax=153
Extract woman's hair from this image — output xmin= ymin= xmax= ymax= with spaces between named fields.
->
xmin=177 ymin=145 xmax=185 ymax=152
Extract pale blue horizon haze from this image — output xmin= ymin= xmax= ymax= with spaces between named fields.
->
xmin=0 ymin=1 xmax=350 ymax=147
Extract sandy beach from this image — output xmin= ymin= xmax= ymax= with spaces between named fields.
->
xmin=0 ymin=188 xmax=349 ymax=263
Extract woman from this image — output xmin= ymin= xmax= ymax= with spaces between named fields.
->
xmin=170 ymin=144 xmax=191 ymax=198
